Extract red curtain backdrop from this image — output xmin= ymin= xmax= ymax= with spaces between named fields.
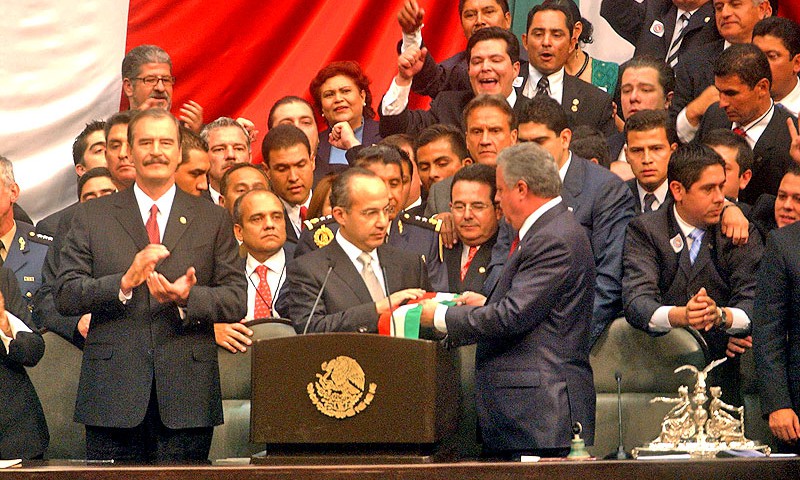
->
xmin=124 ymin=0 xmax=464 ymax=163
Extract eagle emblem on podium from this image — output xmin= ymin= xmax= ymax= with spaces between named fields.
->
xmin=308 ymin=356 xmax=377 ymax=419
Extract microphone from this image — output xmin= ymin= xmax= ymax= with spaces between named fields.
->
xmin=302 ymin=262 xmax=334 ymax=336
xmin=380 ymin=263 xmax=397 ymax=336
xmin=604 ymin=370 xmax=633 ymax=459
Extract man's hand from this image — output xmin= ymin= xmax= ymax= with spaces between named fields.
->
xmin=456 ymin=291 xmax=487 ymax=306
xmin=179 ymin=100 xmax=204 ymax=133
xmin=419 ymin=299 xmax=438 ymax=327
xmin=721 ymin=203 xmax=749 ymax=245
xmin=329 ymin=121 xmax=361 ymax=150
xmin=726 ymin=335 xmax=752 ymax=357
xmin=121 ymin=244 xmax=171 ymax=294
xmin=0 ymin=291 xmax=10 ymax=338
xmin=397 ymin=45 xmax=428 ymax=86
xmin=146 ymin=267 xmax=197 ymax=306
xmin=685 ymin=287 xmax=718 ymax=331
xmin=214 ymin=320 xmax=254 ymax=353
xmin=789 ymin=118 xmax=800 ymax=165
xmin=398 ymin=0 xmax=424 ymax=35
xmin=434 ymin=212 xmax=457 ymax=248
xmin=77 ymin=313 xmax=92 ymax=339
xmin=376 ymin=288 xmax=425 ymax=315
xmin=769 ymin=408 xmax=800 ymax=443
xmin=685 ymin=86 xmax=720 ymax=126
xmin=236 ymin=117 xmax=259 ymax=143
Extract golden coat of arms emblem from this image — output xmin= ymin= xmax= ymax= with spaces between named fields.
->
xmin=308 ymin=356 xmax=376 ymax=419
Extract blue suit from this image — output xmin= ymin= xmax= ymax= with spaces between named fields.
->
xmin=561 ymin=156 xmax=635 ymax=345
xmin=444 ymin=201 xmax=596 ymax=453
xmin=4 ymin=221 xmax=49 ymax=315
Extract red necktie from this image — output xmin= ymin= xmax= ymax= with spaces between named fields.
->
xmin=146 ymin=204 xmax=160 ymax=244
xmin=254 ymin=265 xmax=272 ymax=318
xmin=300 ymin=205 xmax=308 ymax=229
xmin=460 ymin=245 xmax=478 ymax=282
xmin=508 ymin=235 xmax=519 ymax=259
xmin=732 ymin=126 xmax=747 ymax=138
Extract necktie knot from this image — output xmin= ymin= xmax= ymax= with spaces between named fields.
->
xmin=300 ymin=205 xmax=308 ymax=223
xmin=146 ymin=204 xmax=161 ymax=244
xmin=358 ymin=252 xmax=372 ymax=268
xmin=732 ymin=126 xmax=747 ymax=138
xmin=358 ymin=252 xmax=385 ymax=302
xmin=643 ymin=193 xmax=657 ymax=212
xmin=255 ymin=264 xmax=269 ymax=282
xmin=536 ymin=76 xmax=550 ymax=97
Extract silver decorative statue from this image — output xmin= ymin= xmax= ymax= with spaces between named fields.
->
xmin=633 ymin=358 xmax=770 ymax=458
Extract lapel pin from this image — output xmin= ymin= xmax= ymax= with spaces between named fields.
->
xmin=572 ymin=98 xmax=579 ymax=105
xmin=704 ymin=16 xmax=710 ymax=23
xmin=649 ymin=20 xmax=665 ymax=37
xmin=571 ymin=105 xmax=578 ymax=112
xmin=478 ymin=267 xmax=486 ymax=274
xmin=670 ymin=234 xmax=684 ymax=253
xmin=179 ymin=216 xmax=187 ymax=224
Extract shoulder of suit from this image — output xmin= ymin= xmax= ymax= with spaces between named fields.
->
xmin=303 ymin=215 xmax=338 ymax=249
xmin=25 ymin=229 xmax=53 ymax=246
xmin=17 ymin=222 xmax=51 ymax=246
xmin=399 ymin=212 xmax=441 ymax=232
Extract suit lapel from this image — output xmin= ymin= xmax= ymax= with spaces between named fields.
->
xmin=377 ymin=245 xmax=401 ymax=295
xmin=562 ymin=156 xmax=584 ymax=202
xmin=283 ymin=206 xmax=299 ymax=243
xmin=161 ymin=189 xmax=193 ymax=252
xmin=667 ymin=208 xmax=694 ymax=282
xmin=113 ymin=188 xmax=149 ymax=251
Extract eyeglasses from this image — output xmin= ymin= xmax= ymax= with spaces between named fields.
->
xmin=451 ymin=202 xmax=494 ymax=214
xmin=132 ymin=76 xmax=176 ymax=86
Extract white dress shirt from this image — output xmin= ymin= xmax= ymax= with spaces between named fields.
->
xmin=335 ymin=231 xmax=387 ymax=296
xmin=636 ymin=179 xmax=670 ymax=212
xmin=280 ymin=192 xmax=312 ymax=237
xmin=522 ymin=65 xmax=565 ymax=103
xmin=777 ymin=76 xmax=800 ymax=117
xmin=245 ymin=250 xmax=286 ymax=319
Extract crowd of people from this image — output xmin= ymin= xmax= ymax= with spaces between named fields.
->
xmin=3 ymin=0 xmax=800 ymax=465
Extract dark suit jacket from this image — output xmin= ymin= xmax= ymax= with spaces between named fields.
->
xmin=608 ymin=132 xmax=625 ymax=162
xmin=669 ymin=39 xmax=724 ymax=126
xmin=424 ymin=176 xmax=453 ymax=217
xmin=601 ymin=0 xmax=720 ymax=65
xmin=626 ymin=178 xmax=674 ymax=214
xmin=34 ymin=203 xmax=82 ymax=346
xmin=697 ymin=103 xmax=798 ymax=204
xmin=314 ymin=117 xmax=381 ymax=185
xmin=277 ymin=240 xmax=431 ymax=334
xmin=748 ymin=193 xmax=777 ymax=239
xmin=442 ymin=231 xmax=498 ymax=294
xmin=5 ymin=222 xmax=49 ymax=314
xmin=379 ymin=90 xmax=530 ymax=138
xmin=754 ymin=221 xmax=800 ymax=418
xmin=444 ymin=202 xmax=596 ymax=452
xmin=623 ymin=206 xmax=763 ymax=402
xmin=0 ymin=268 xmax=48 ymax=459
xmin=562 ymin=156 xmax=636 ymax=345
xmin=517 ymin=66 xmax=617 ymax=137
xmin=55 ymin=187 xmax=246 ymax=429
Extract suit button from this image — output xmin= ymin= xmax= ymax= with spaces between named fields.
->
xmin=357 ymin=326 xmax=368 ymax=333
xmin=26 ymin=292 xmax=32 ymax=298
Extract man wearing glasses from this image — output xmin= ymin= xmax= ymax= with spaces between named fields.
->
xmin=121 ymin=44 xmax=204 ymax=133
xmin=444 ymin=164 xmax=502 ymax=294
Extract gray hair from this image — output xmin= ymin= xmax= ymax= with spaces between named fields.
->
xmin=200 ymin=117 xmax=251 ymax=151
xmin=121 ymin=45 xmax=172 ymax=80
xmin=0 ymin=155 xmax=16 ymax=188
xmin=496 ymin=143 xmax=561 ymax=198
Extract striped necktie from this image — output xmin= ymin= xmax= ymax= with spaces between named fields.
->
xmin=666 ymin=13 xmax=690 ymax=68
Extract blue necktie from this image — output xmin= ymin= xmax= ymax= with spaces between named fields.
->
xmin=688 ymin=228 xmax=705 ymax=265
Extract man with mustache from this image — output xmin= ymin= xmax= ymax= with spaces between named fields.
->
xmin=121 ymin=45 xmax=204 ymax=133
xmin=200 ymin=117 xmax=252 ymax=205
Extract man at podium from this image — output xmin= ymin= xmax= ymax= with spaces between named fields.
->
xmin=277 ymin=168 xmax=432 ymax=334
xmin=420 ymin=143 xmax=596 ymax=459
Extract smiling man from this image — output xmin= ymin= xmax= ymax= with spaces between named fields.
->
xmin=380 ymin=26 xmax=527 ymax=137
xmin=623 ymin=143 xmax=763 ymax=406
xmin=55 ymin=108 xmax=245 ymax=462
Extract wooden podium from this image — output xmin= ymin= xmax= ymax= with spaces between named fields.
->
xmin=250 ymin=333 xmax=460 ymax=464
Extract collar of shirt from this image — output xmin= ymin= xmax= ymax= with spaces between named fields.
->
xmin=637 ymin=178 xmax=670 ymax=209
xmin=518 ymin=196 xmax=563 ymax=242
xmin=735 ymin=101 xmax=774 ymax=148
xmin=558 ymin=152 xmax=572 ymax=182
xmin=335 ymin=230 xmax=380 ymax=271
xmin=673 ymin=204 xmax=702 ymax=249
xmin=208 ymin=185 xmax=221 ymax=205
xmin=777 ymin=77 xmax=800 ymax=117
xmin=723 ymin=40 xmax=733 ymax=51
xmin=506 ymin=88 xmax=518 ymax=108
xmin=525 ymin=65 xmax=564 ymax=103
xmin=0 ymin=221 xmax=17 ymax=258
xmin=245 ymin=250 xmax=286 ymax=279
xmin=280 ymin=191 xmax=312 ymax=235
xmin=133 ymin=183 xmax=176 ymax=239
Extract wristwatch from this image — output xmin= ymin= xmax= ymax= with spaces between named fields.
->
xmin=716 ymin=307 xmax=728 ymax=331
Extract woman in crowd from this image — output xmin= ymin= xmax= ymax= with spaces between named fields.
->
xmin=308 ymin=61 xmax=381 ymax=183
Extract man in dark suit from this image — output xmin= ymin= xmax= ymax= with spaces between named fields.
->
xmin=55 ymin=109 xmax=246 ymax=462
xmin=518 ymin=96 xmax=636 ymax=346
xmin=623 ymin=143 xmax=763 ymax=405
xmin=218 ymin=164 xmax=269 ymax=218
xmin=443 ymin=164 xmax=501 ymax=294
xmin=748 ymin=164 xmax=800 ymax=237
xmin=672 ymin=0 xmax=771 ymax=142
xmin=601 ymin=0 xmax=720 ymax=68
xmin=0 ymin=269 xmax=47 ymax=460
xmin=696 ymin=43 xmax=798 ymax=204
xmin=379 ymin=27 xmax=526 ymax=138
xmin=703 ymin=128 xmax=754 ymax=204
xmin=277 ymin=168 xmax=431 ymax=334
xmin=214 ymin=189 xmax=291 ymax=354
xmin=261 ymin=125 xmax=315 ymax=249
xmin=624 ymin=110 xmax=678 ymax=213
xmin=518 ymin=3 xmax=616 ymax=136
xmin=420 ymin=142 xmax=596 ymax=458
xmin=414 ymin=124 xmax=470 ymax=197
xmin=754 ymin=219 xmax=800 ymax=452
